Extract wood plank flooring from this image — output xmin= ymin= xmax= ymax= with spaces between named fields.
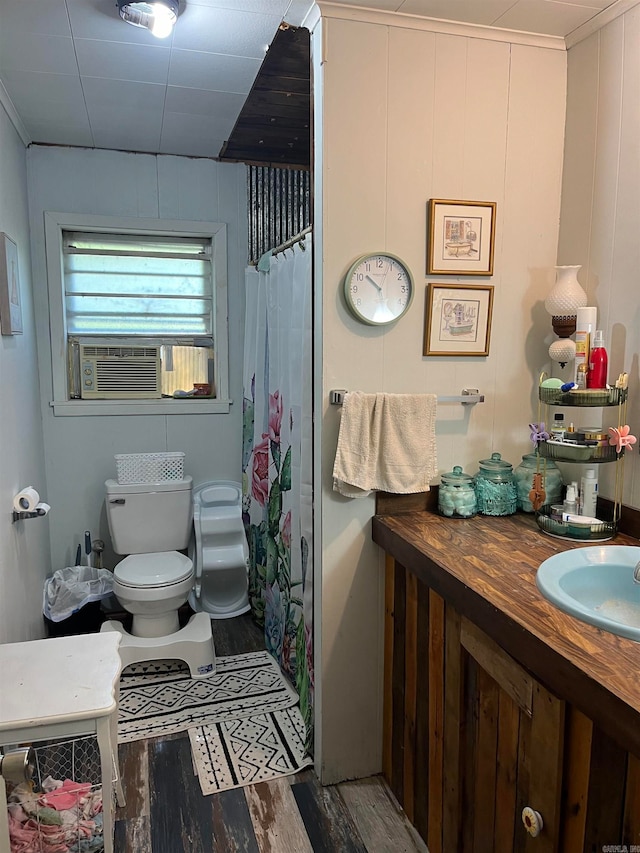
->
xmin=114 ymin=612 xmax=427 ymax=853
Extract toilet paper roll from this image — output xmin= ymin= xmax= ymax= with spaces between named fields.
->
xmin=35 ymin=502 xmax=51 ymax=516
xmin=13 ymin=487 xmax=40 ymax=512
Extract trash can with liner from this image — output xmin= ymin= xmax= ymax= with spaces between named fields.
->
xmin=43 ymin=566 xmax=114 ymax=636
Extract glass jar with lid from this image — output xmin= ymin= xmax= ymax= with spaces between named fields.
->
xmin=513 ymin=452 xmax=563 ymax=512
xmin=474 ymin=452 xmax=517 ymax=516
xmin=438 ymin=466 xmax=477 ymax=518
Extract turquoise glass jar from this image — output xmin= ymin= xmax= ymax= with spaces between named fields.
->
xmin=513 ymin=453 xmax=564 ymax=513
xmin=475 ymin=452 xmax=517 ymax=516
xmin=438 ymin=466 xmax=477 ymax=518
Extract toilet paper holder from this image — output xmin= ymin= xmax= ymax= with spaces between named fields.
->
xmin=12 ymin=506 xmax=49 ymax=522
xmin=11 ymin=487 xmax=50 ymax=523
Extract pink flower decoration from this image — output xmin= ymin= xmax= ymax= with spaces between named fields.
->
xmin=608 ymin=425 xmax=637 ymax=454
xmin=251 ymin=434 xmax=270 ymax=506
xmin=269 ymin=391 xmax=283 ymax=444
xmin=280 ymin=510 xmax=291 ymax=549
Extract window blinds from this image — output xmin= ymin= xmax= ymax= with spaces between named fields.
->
xmin=63 ymin=231 xmax=213 ymax=337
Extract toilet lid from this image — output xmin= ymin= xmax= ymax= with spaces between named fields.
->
xmin=114 ymin=551 xmax=193 ymax=588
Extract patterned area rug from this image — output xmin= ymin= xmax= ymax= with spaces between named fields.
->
xmin=118 ymin=651 xmax=299 ymax=743
xmin=189 ymin=706 xmax=312 ymax=794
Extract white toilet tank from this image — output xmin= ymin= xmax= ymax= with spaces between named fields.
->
xmin=105 ymin=476 xmax=193 ymax=554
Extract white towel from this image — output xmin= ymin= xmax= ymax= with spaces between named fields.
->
xmin=332 ymin=392 xmax=438 ymax=498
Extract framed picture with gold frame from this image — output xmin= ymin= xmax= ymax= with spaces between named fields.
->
xmin=427 ymin=199 xmax=496 ymax=275
xmin=423 ymin=283 xmax=494 ymax=356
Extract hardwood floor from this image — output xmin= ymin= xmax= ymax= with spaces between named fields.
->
xmin=114 ymin=613 xmax=427 ymax=853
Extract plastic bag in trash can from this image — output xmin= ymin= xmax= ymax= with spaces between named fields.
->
xmin=43 ymin=566 xmax=114 ymax=622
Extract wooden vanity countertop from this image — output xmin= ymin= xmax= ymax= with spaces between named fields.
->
xmin=372 ymin=511 xmax=640 ymax=757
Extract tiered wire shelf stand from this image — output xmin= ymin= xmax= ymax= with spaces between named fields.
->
xmin=534 ymin=373 xmax=628 ymax=542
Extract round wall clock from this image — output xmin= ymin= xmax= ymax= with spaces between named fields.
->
xmin=344 ymin=252 xmax=414 ymax=326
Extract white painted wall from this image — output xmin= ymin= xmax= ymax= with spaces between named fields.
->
xmin=559 ymin=5 xmax=640 ymax=510
xmin=0 ymin=105 xmax=50 ymax=643
xmin=315 ymin=9 xmax=567 ymax=783
xmin=26 ymin=147 xmax=248 ymax=571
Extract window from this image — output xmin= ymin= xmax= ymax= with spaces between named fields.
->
xmin=44 ymin=213 xmax=229 ymax=415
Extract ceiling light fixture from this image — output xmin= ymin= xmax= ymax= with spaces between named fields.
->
xmin=117 ymin=0 xmax=179 ymax=39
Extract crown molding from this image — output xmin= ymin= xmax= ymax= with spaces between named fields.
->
xmin=0 ymin=80 xmax=31 ymax=147
xmin=316 ymin=2 xmax=566 ymax=50
xmin=565 ymin=0 xmax=640 ymax=48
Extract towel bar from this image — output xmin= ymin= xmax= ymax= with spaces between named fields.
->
xmin=329 ymin=389 xmax=484 ymax=406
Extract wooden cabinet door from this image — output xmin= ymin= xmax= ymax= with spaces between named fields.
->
xmin=448 ymin=617 xmax=565 ymax=853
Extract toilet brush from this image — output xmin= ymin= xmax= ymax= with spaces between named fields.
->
xmin=92 ymin=539 xmax=105 ymax=570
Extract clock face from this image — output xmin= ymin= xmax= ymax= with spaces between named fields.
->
xmin=344 ymin=253 xmax=414 ymax=326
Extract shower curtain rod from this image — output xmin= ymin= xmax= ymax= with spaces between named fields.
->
xmin=270 ymin=225 xmax=312 ymax=258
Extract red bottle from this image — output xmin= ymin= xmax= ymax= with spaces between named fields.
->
xmin=586 ymin=330 xmax=608 ymax=389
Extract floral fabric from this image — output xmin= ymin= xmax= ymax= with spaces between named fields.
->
xmin=242 ymin=238 xmax=313 ymax=753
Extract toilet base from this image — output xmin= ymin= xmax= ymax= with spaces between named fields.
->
xmin=101 ymin=612 xmax=216 ymax=679
xmin=188 ymin=588 xmax=250 ymax=620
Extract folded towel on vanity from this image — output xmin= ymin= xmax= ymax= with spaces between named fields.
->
xmin=332 ymin=392 xmax=438 ymax=498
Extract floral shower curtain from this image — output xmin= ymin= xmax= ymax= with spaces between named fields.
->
xmin=242 ymin=235 xmax=314 ymax=750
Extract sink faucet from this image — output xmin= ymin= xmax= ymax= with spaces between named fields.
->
xmin=634 ymin=562 xmax=640 ymax=584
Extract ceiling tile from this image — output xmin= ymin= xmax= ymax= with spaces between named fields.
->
xmin=82 ymin=76 xmax=167 ymax=112
xmin=493 ymin=0 xmax=601 ymax=35
xmin=90 ymin=116 xmax=163 ymax=152
xmin=556 ymin=0 xmax=613 ymax=7
xmin=1 ymin=70 xmax=87 ymax=121
xmin=75 ymin=39 xmax=170 ymax=83
xmin=168 ymin=49 xmax=260 ymax=94
xmin=318 ymin=0 xmax=402 ymax=9
xmin=0 ymin=0 xmax=71 ymax=37
xmin=0 ymin=33 xmax=77 ymax=75
xmin=398 ymin=0 xmax=515 ymax=24
xmin=88 ymin=102 xmax=163 ymax=151
xmin=171 ymin=5 xmax=281 ymax=58
xmin=160 ymin=112 xmax=225 ymax=156
xmin=26 ymin=117 xmax=94 ymax=147
xmin=187 ymin=0 xmax=290 ymax=12
xmin=164 ymin=86 xmax=246 ymax=124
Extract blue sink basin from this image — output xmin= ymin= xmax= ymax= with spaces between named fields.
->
xmin=536 ymin=545 xmax=640 ymax=641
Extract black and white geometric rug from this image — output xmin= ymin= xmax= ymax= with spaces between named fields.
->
xmin=189 ymin=706 xmax=312 ymax=794
xmin=118 ymin=650 xmax=299 ymax=743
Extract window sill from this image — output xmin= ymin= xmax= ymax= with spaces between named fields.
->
xmin=50 ymin=398 xmax=232 ymax=417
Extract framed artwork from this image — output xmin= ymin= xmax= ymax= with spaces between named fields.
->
xmin=0 ymin=233 xmax=23 ymax=335
xmin=427 ymin=199 xmax=496 ymax=275
xmin=423 ymin=283 xmax=494 ymax=356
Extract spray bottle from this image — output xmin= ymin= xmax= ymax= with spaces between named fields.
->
xmin=587 ymin=330 xmax=608 ymax=389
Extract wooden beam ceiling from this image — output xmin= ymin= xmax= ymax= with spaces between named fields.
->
xmin=218 ymin=24 xmax=311 ymax=169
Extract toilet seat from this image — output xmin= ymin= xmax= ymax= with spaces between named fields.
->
xmin=114 ymin=551 xmax=193 ymax=589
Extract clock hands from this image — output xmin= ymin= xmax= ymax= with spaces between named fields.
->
xmin=366 ymin=274 xmax=383 ymax=294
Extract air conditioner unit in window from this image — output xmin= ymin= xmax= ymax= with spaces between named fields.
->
xmin=78 ymin=341 xmax=162 ymax=399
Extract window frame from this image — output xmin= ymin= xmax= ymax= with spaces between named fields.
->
xmin=44 ymin=212 xmax=230 ymax=416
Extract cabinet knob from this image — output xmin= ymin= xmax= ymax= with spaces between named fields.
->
xmin=522 ymin=806 xmax=544 ymax=837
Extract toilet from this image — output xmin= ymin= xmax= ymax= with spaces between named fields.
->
xmin=100 ymin=475 xmax=216 ymax=678
xmin=188 ymin=480 xmax=250 ymax=620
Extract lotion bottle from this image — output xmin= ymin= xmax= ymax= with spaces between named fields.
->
xmin=587 ymin=330 xmax=608 ymax=389
xmin=581 ymin=469 xmax=598 ymax=518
